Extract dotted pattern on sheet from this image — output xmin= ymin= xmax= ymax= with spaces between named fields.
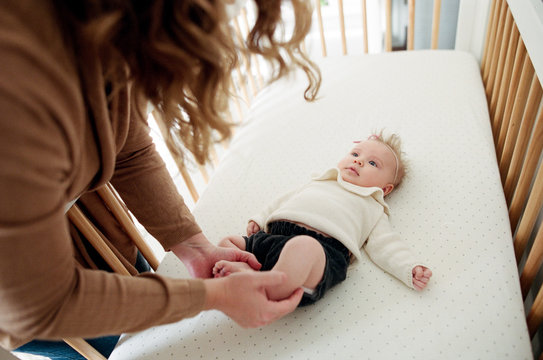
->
xmin=110 ymin=51 xmax=532 ymax=360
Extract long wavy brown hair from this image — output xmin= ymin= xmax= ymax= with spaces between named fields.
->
xmin=54 ymin=0 xmax=321 ymax=166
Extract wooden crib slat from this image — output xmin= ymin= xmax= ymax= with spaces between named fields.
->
xmin=496 ymin=38 xmax=526 ymax=159
xmin=481 ymin=0 xmax=498 ymax=76
xmin=528 ymin=270 xmax=543 ymax=337
xmin=152 ymin=110 xmax=200 ymax=203
xmin=67 ymin=205 xmax=131 ymax=276
xmin=492 ymin=24 xmax=520 ymax=139
xmin=513 ymin=163 xmax=543 ymax=263
xmin=499 ymin=56 xmax=535 ymax=182
xmin=230 ymin=84 xmax=244 ymax=122
xmin=338 ymin=0 xmax=347 ymax=55
xmin=430 ymin=0 xmax=441 ymax=49
xmin=233 ymin=17 xmax=257 ymax=97
xmin=234 ymin=64 xmax=250 ymax=104
xmin=482 ymin=0 xmax=502 ymax=84
xmin=407 ymin=0 xmax=415 ymax=50
xmin=97 ymin=184 xmax=160 ymax=271
xmin=489 ymin=9 xmax=513 ymax=119
xmin=509 ymin=108 xmax=543 ymax=232
xmin=178 ymin=163 xmax=200 ymax=204
xmin=504 ymin=76 xmax=543 ymax=204
xmin=198 ymin=164 xmax=210 ymax=184
xmin=222 ymin=108 xmax=235 ymax=146
xmin=209 ymin=143 xmax=220 ymax=167
xmin=315 ymin=0 xmax=327 ymax=57
xmin=485 ymin=1 xmax=508 ymax=100
xmin=361 ymin=0 xmax=368 ymax=53
xmin=180 ymin=166 xmax=199 ymax=203
xmin=64 ymin=338 xmax=107 ymax=360
xmin=385 ymin=0 xmax=392 ymax=52
xmin=241 ymin=8 xmax=264 ymax=89
xmin=520 ymin=224 xmax=543 ymax=299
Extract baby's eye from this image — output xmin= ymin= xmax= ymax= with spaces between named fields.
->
xmin=369 ymin=160 xmax=377 ymax=167
xmin=351 ymin=152 xmax=359 ymax=157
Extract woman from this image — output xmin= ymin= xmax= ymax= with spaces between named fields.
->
xmin=0 ymin=0 xmax=320 ymax=358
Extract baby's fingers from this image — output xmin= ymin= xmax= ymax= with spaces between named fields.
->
xmin=412 ymin=266 xmax=427 ymax=280
xmin=412 ymin=266 xmax=432 ymax=290
xmin=423 ymin=268 xmax=433 ymax=279
xmin=413 ymin=278 xmax=427 ymax=291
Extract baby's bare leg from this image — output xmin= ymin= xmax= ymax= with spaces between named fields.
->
xmin=214 ymin=235 xmax=251 ymax=278
xmin=266 ymin=235 xmax=326 ymax=301
xmin=217 ymin=235 xmax=247 ymax=250
xmin=215 ymin=234 xmax=326 ymax=301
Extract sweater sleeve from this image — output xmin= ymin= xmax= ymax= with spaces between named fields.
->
xmin=363 ymin=213 xmax=424 ymax=289
xmin=110 ymin=102 xmax=201 ymax=251
xmin=0 ymin=212 xmax=205 ymax=348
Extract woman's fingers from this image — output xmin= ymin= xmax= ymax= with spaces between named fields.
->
xmin=204 ymin=271 xmax=302 ymax=328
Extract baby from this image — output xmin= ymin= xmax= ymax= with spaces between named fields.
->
xmin=214 ymin=132 xmax=432 ymax=306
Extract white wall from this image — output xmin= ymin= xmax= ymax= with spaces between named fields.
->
xmin=455 ymin=0 xmax=491 ymax=63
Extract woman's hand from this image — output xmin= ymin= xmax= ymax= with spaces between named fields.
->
xmin=204 ymin=271 xmax=304 ymax=328
xmin=171 ymin=232 xmax=261 ymax=278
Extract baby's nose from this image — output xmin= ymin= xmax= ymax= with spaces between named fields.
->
xmin=353 ymin=159 xmax=363 ymax=166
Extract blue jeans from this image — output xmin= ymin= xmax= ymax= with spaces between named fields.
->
xmin=14 ymin=251 xmax=151 ymax=359
xmin=15 ymin=335 xmax=120 ymax=360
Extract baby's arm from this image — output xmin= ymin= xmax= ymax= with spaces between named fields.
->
xmin=412 ymin=266 xmax=432 ymax=291
xmin=365 ymin=213 xmax=431 ymax=290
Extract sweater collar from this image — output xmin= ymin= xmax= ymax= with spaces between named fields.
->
xmin=312 ymin=167 xmax=390 ymax=213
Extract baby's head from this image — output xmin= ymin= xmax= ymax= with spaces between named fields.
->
xmin=337 ymin=131 xmax=407 ymax=196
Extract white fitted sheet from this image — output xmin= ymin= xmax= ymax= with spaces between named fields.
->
xmin=110 ymin=50 xmax=532 ymax=360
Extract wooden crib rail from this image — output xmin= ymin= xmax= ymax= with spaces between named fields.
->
xmin=482 ymin=0 xmax=543 ymax=349
xmin=314 ymin=0 xmax=442 ymax=56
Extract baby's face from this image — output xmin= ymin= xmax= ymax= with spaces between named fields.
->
xmin=337 ymin=140 xmax=397 ymax=195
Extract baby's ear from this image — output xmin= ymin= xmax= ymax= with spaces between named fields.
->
xmin=382 ymin=184 xmax=394 ymax=196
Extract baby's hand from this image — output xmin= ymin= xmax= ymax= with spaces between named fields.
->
xmin=412 ymin=266 xmax=432 ymax=291
xmin=246 ymin=221 xmax=260 ymax=236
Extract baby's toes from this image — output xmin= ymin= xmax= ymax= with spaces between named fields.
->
xmin=212 ymin=262 xmax=225 ymax=276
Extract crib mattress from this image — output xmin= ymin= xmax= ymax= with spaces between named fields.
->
xmin=110 ymin=50 xmax=532 ymax=359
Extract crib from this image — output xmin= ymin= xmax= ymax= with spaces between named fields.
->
xmin=108 ymin=0 xmax=543 ymax=359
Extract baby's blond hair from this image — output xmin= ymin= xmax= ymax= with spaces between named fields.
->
xmin=368 ymin=130 xmax=408 ymax=187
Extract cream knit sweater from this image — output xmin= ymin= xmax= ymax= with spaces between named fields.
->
xmin=251 ymin=168 xmax=424 ymax=289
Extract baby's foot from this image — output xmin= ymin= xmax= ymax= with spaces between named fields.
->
xmin=213 ymin=260 xmax=253 ymax=278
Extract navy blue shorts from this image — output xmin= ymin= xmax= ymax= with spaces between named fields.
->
xmin=244 ymin=221 xmax=350 ymax=306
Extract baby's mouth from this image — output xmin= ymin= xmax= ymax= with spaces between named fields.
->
xmin=348 ymin=167 xmax=359 ymax=176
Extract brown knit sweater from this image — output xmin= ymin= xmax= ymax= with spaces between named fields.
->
xmin=0 ymin=0 xmax=206 ymax=349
